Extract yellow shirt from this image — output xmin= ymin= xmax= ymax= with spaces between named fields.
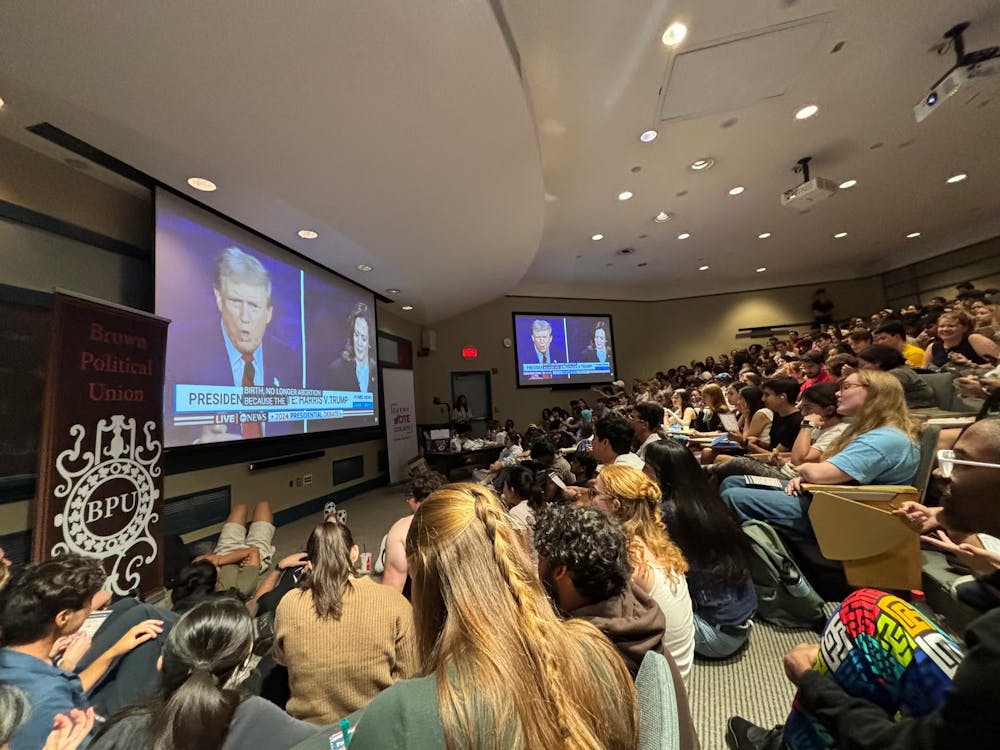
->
xmin=903 ymin=342 xmax=925 ymax=367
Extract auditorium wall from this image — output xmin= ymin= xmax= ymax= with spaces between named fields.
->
xmin=410 ymin=276 xmax=885 ymax=427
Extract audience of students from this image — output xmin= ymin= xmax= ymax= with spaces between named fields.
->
xmin=728 ymin=418 xmax=1000 ymax=749
xmin=0 ymin=556 xmax=166 ymax=750
xmin=5 ymin=288 xmax=999 ymax=750
xmin=273 ymin=521 xmax=416 ymax=723
xmin=721 ymin=370 xmax=920 ymax=539
xmin=533 ymin=503 xmax=700 ymax=749
xmin=644 ymin=440 xmax=757 ymax=659
xmin=91 ymin=598 xmax=322 ymax=749
xmin=348 ymin=483 xmax=639 ymax=748
xmin=586 ymin=465 xmax=696 ymax=682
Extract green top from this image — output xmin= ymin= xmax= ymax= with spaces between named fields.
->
xmin=288 ymin=675 xmax=445 ymax=750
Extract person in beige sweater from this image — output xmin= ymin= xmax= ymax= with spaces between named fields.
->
xmin=273 ymin=521 xmax=417 ymax=724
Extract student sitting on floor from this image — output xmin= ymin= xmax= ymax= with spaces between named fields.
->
xmin=533 ymin=503 xmax=700 ymax=750
xmin=194 ymin=501 xmax=277 ymax=599
xmin=0 ymin=556 xmax=166 ymax=750
xmin=720 ymin=370 xmax=920 ymax=541
xmin=90 ymin=598 xmax=325 ymax=750
xmin=727 ymin=418 xmax=1000 ymax=750
xmin=274 ymin=521 xmax=417 ymax=724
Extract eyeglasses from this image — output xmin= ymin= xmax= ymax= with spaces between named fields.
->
xmin=838 ymin=382 xmax=867 ymax=393
xmin=937 ymin=449 xmax=1000 ymax=479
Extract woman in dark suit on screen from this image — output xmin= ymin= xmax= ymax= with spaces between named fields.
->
xmin=580 ymin=320 xmax=612 ymax=364
xmin=329 ymin=302 xmax=377 ymax=393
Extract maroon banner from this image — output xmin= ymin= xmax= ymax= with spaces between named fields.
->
xmin=33 ymin=291 xmax=169 ymax=596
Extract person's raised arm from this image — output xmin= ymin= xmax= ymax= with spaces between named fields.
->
xmin=969 ymin=333 xmax=1000 ymax=361
xmin=790 ymin=422 xmax=819 ymax=465
xmin=78 ymin=619 xmax=164 ymax=692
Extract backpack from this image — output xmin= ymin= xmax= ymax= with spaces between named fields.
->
xmin=741 ymin=520 xmax=826 ymax=629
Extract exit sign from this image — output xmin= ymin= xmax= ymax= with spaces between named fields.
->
xmin=462 ymin=347 xmax=478 ymax=359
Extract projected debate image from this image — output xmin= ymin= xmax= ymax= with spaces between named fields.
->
xmin=513 ymin=313 xmax=616 ymax=387
xmin=155 ymin=190 xmax=379 ymax=447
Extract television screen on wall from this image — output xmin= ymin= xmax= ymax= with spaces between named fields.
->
xmin=154 ymin=189 xmax=379 ymax=447
xmin=512 ymin=313 xmax=616 ymax=387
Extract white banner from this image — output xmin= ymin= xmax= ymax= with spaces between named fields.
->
xmin=382 ymin=368 xmax=418 ymax=484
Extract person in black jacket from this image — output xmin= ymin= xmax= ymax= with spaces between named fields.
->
xmin=727 ymin=417 xmax=1000 ymax=750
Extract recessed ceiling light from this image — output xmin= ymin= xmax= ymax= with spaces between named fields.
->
xmin=544 ymin=192 xmax=558 ymax=202
xmin=698 ymin=264 xmax=709 ymax=271
xmin=618 ymin=191 xmax=633 ymax=201
xmin=654 ymin=211 xmax=671 ymax=223
xmin=946 ymin=173 xmax=967 ymax=184
xmin=756 ymin=267 xmax=767 ymax=273
xmin=591 ymin=234 xmax=604 ymax=241
xmin=297 ymin=229 xmax=318 ymax=239
xmin=357 ymin=264 xmax=373 ymax=271
xmin=728 ymin=186 xmax=745 ymax=196
xmin=906 ymin=232 xmax=921 ymax=239
xmin=187 ymin=177 xmax=217 ymax=192
xmin=401 ymin=305 xmax=413 ymax=311
xmin=639 ymin=129 xmax=658 ymax=143
xmin=839 ymin=179 xmax=857 ymax=189
xmin=386 ymin=288 xmax=401 ymax=295
xmin=690 ymin=158 xmax=714 ymax=171
xmin=677 ymin=233 xmax=691 ymax=240
xmin=0 ymin=97 xmax=5 ymax=109
xmin=661 ymin=22 xmax=688 ymax=47
xmin=833 ymin=231 xmax=848 ymax=239
xmin=794 ymin=104 xmax=819 ymax=120
xmin=757 ymin=232 xmax=771 ymax=239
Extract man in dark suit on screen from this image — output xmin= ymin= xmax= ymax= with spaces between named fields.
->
xmin=166 ymin=246 xmax=302 ymax=444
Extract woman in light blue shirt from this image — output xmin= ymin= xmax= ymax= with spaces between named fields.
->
xmin=719 ymin=369 xmax=920 ymax=539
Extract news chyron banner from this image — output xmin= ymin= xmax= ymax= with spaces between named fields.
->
xmin=172 ymin=385 xmax=375 ymax=430
xmin=33 ymin=292 xmax=168 ymax=596
xmin=382 ymin=368 xmax=417 ymax=484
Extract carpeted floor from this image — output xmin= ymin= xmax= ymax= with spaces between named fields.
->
xmin=688 ymin=621 xmax=820 ymax=749
xmin=272 ymin=485 xmax=824 ymax=750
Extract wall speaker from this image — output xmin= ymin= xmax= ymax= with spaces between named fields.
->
xmin=421 ymin=328 xmax=437 ymax=352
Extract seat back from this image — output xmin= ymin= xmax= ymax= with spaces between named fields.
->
xmin=635 ymin=650 xmax=681 ymax=750
xmin=918 ymin=372 xmax=977 ymax=412
xmin=913 ymin=424 xmax=941 ymax=500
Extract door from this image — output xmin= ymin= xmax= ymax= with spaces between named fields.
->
xmin=451 ymin=371 xmax=493 ymax=439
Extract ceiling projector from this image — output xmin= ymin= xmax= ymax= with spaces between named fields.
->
xmin=780 ymin=157 xmax=837 ymax=209
xmin=915 ymin=22 xmax=1000 ymax=123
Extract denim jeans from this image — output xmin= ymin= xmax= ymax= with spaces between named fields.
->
xmin=692 ymin=613 xmax=750 ymax=659
xmin=719 ymin=475 xmax=815 ymax=539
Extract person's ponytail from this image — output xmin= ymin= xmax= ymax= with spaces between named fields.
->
xmin=144 ymin=599 xmax=253 ymax=750
xmin=149 ymin=668 xmax=241 ymax=750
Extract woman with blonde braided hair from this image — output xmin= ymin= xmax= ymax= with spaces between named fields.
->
xmin=347 ymin=483 xmax=638 ymax=750
xmin=587 ymin=464 xmax=695 ymax=683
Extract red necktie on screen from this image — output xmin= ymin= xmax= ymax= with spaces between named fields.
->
xmin=241 ymin=354 xmax=262 ymax=438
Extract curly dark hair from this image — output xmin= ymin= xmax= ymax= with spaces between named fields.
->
xmin=409 ymin=471 xmax=448 ymax=503
xmin=533 ymin=505 xmax=632 ymax=604
xmin=0 ymin=554 xmax=106 ymax=646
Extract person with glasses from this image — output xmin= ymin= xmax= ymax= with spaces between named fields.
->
xmin=727 ymin=418 xmax=1000 ymax=750
xmin=720 ymin=370 xmax=920 ymax=539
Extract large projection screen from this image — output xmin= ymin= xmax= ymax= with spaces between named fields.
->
xmin=155 ymin=189 xmax=379 ymax=447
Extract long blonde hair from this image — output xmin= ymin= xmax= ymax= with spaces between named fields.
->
xmin=826 ymin=369 xmax=917 ymax=457
xmin=700 ymin=383 xmax=729 ymax=412
xmin=406 ymin=483 xmax=637 ymax=750
xmin=599 ymin=465 xmax=688 ymax=581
